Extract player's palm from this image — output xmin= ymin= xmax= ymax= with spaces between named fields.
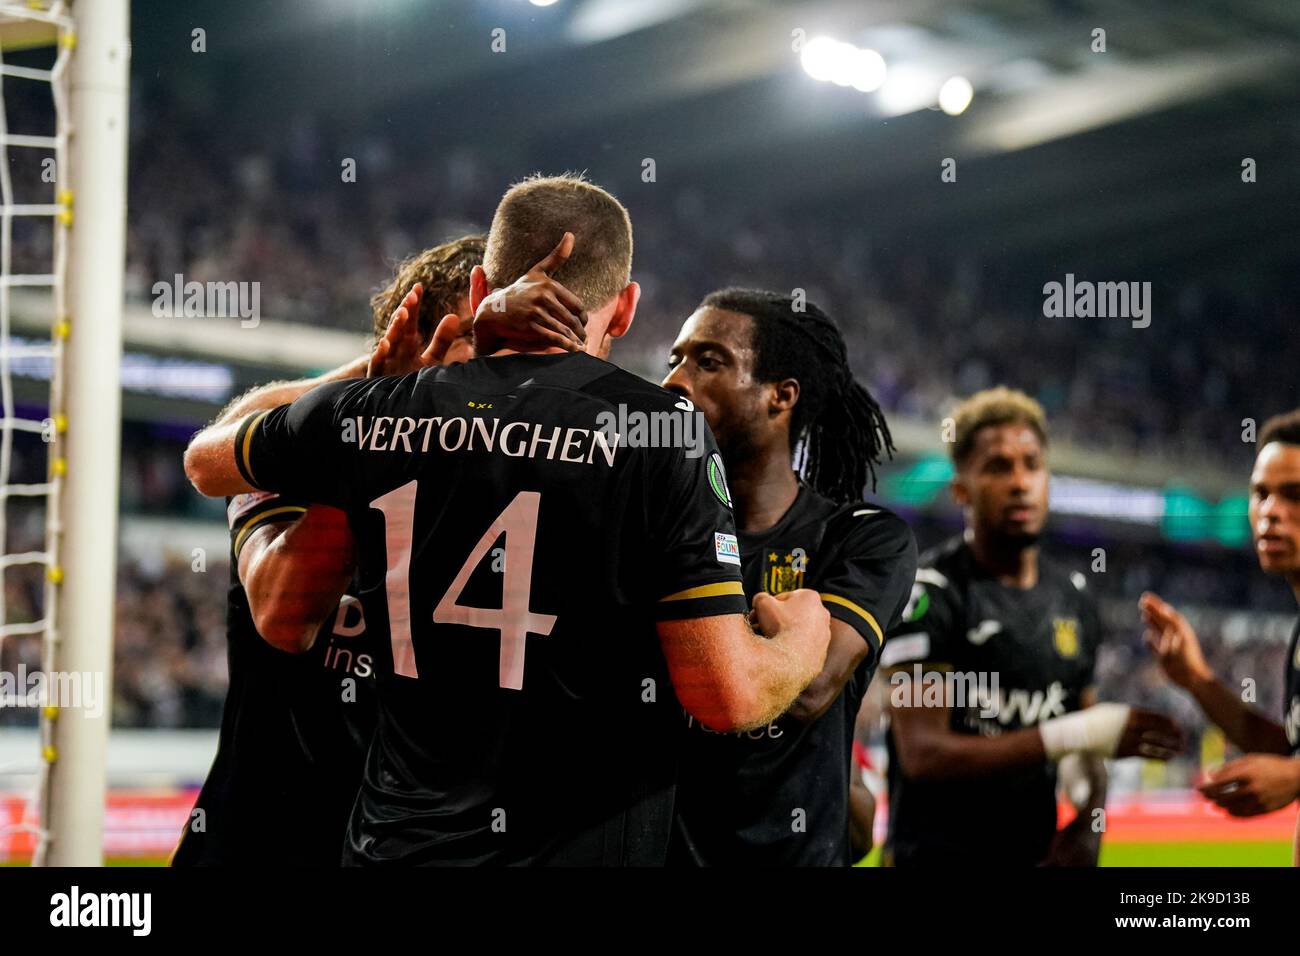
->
xmin=369 ymin=283 xmax=428 ymax=377
xmin=1139 ymin=591 xmax=1210 ymax=690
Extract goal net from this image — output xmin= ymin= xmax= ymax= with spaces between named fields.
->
xmin=0 ymin=0 xmax=128 ymax=867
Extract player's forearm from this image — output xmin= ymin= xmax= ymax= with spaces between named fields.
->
xmin=786 ymin=621 xmax=868 ymax=724
xmin=898 ymin=724 xmax=1047 ymax=780
xmin=1185 ymin=672 xmax=1291 ymax=755
xmin=210 ymin=357 xmax=368 ymax=427
xmin=848 ymin=774 xmax=876 ymax=859
xmin=243 ymin=508 xmax=355 ymax=653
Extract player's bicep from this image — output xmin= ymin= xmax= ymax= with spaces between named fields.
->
xmin=239 ymin=379 xmax=360 ymax=505
xmin=814 ymin=512 xmax=918 ymax=675
xmin=643 ymin=416 xmax=747 ymax=613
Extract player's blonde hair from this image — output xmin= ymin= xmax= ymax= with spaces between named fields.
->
xmin=950 ymin=386 xmax=1048 ymax=466
xmin=483 ymin=172 xmax=633 ymax=310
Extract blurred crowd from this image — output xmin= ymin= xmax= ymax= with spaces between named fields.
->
xmin=119 ymin=96 xmax=1298 ymax=464
xmin=0 ymin=92 xmax=1292 ymax=764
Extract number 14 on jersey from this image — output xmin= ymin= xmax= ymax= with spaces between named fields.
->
xmin=371 ymin=483 xmax=557 ymax=689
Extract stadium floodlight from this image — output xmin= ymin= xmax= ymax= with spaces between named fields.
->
xmin=799 ymin=36 xmax=842 ymax=83
xmin=0 ymin=0 xmax=127 ymax=867
xmin=848 ymin=47 xmax=887 ymax=93
xmin=939 ymin=75 xmax=974 ymax=115
xmin=529 ymin=0 xmax=560 ymax=6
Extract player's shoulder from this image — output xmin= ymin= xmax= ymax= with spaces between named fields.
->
xmin=916 ymin=535 xmax=968 ymax=587
xmin=820 ymin=496 xmax=915 ymax=554
xmin=578 ymin=358 xmax=688 ymax=411
xmin=1038 ymin=551 xmax=1094 ymax=599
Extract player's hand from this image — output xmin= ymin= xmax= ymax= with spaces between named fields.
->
xmin=1040 ymin=818 xmax=1100 ymax=867
xmin=1114 ymin=707 xmax=1184 ymax=760
xmin=368 ymin=283 xmax=429 ymax=377
xmin=1198 ymin=754 xmax=1300 ymax=817
xmin=751 ymin=589 xmax=831 ymax=682
xmin=1140 ymin=591 xmax=1212 ymax=690
xmin=472 ymin=231 xmax=587 ymax=356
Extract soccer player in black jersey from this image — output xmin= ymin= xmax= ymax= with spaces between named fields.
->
xmin=659 ymin=288 xmax=918 ymax=866
xmin=174 ymin=236 xmax=590 ymax=865
xmin=1142 ymin=409 xmax=1300 ymax=861
xmin=183 ymin=174 xmax=832 ymax=866
xmin=172 ymin=237 xmax=491 ymax=866
xmin=882 ymin=387 xmax=1182 ymax=867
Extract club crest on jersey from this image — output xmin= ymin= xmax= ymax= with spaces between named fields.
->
xmin=765 ymin=547 xmax=808 ymax=594
xmin=1053 ymin=618 xmax=1080 ymax=658
xmin=707 ymin=452 xmax=732 ymax=509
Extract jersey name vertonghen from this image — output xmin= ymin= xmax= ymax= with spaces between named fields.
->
xmin=235 ymin=353 xmax=747 ymax=865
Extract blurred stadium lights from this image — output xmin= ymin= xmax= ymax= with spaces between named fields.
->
xmin=567 ymin=0 xmax=705 ymax=44
xmin=529 ymin=0 xmax=560 ymax=6
xmin=876 ymin=64 xmax=939 ymax=115
xmin=938 ymin=75 xmax=973 ymax=114
xmin=799 ymin=36 xmax=887 ymax=93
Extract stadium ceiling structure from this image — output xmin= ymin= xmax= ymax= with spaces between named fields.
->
xmin=136 ymin=0 xmax=1300 ymax=285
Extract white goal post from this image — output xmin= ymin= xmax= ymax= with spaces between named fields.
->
xmin=0 ymin=0 xmax=128 ymax=866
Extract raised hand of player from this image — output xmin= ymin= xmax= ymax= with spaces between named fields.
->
xmin=1198 ymin=754 xmax=1300 ymax=816
xmin=1140 ymin=591 xmax=1212 ymax=690
xmin=368 ymin=283 xmax=428 ymax=377
xmin=1114 ymin=707 xmax=1184 ymax=760
xmin=472 ymin=231 xmax=587 ymax=356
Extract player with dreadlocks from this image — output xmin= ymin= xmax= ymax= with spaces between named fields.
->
xmin=659 ymin=287 xmax=917 ymax=865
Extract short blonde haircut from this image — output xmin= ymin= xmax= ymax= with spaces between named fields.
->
xmin=483 ymin=172 xmax=633 ymax=310
xmin=950 ymin=386 xmax=1048 ymax=465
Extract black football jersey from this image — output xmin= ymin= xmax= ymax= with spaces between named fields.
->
xmin=171 ymin=492 xmax=378 ymax=867
xmin=669 ymin=486 xmax=917 ymax=866
xmin=235 ymin=352 xmax=748 ymax=866
xmin=881 ymin=536 xmax=1101 ymax=867
xmin=1285 ymin=618 xmax=1299 ymax=756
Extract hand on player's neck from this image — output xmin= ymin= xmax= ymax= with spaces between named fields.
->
xmin=727 ymin=450 xmax=800 ymax=535
xmin=967 ymin=526 xmax=1039 ymax=589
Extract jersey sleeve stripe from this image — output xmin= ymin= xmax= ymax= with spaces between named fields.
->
xmin=659 ymin=581 xmax=746 ymax=603
xmin=231 ymin=505 xmax=307 ymax=558
xmin=820 ymin=592 xmax=883 ymax=644
xmin=235 ymin=410 xmax=271 ymax=488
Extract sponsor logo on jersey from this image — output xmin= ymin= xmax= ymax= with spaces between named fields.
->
xmin=966 ymin=619 xmax=1002 ymax=645
xmin=1053 ymin=618 xmax=1080 ymax=658
xmin=765 ymin=547 xmax=807 ymax=594
xmin=714 ymin=532 xmax=740 ymax=566
xmin=707 ymin=452 xmax=732 ymax=508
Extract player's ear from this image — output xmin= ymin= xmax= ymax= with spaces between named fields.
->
xmin=469 ymin=265 xmax=490 ymax=313
xmin=949 ymin=471 xmax=969 ymax=507
xmin=606 ymin=281 xmax=640 ymax=340
xmin=770 ymin=378 xmax=799 ymax=416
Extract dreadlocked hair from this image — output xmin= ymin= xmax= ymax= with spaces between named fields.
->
xmin=701 ymin=287 xmax=894 ymax=501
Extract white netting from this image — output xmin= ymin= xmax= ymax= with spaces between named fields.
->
xmin=0 ymin=0 xmax=73 ymax=861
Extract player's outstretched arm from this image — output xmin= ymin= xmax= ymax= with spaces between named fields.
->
xmin=238 ymin=506 xmax=354 ymax=653
xmin=657 ymin=589 xmax=831 ymax=733
xmin=1141 ymin=592 xmax=1291 ymax=755
xmin=890 ymin=689 xmax=1183 ymax=781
